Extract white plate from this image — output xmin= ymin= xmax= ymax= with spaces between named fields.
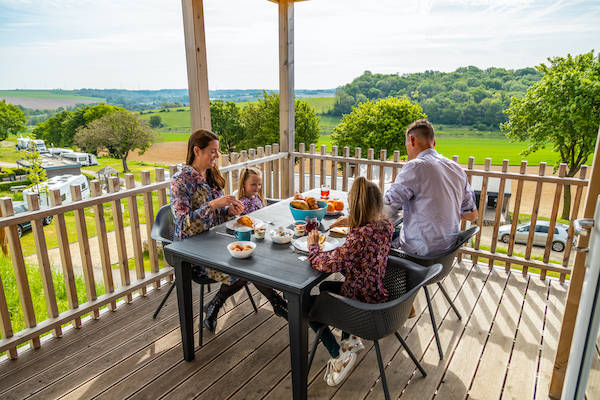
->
xmin=293 ymin=236 xmax=340 ymax=253
xmin=325 ymin=210 xmax=343 ymax=216
xmin=226 ymin=217 xmax=264 ymax=231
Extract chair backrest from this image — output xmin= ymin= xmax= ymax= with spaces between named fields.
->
xmin=151 ymin=205 xmax=175 ymax=246
xmin=393 ymin=226 xmax=479 ymax=284
xmin=308 ymin=257 xmax=442 ymax=340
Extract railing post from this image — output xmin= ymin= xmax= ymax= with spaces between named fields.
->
xmin=379 ymin=149 xmax=387 ymax=193
xmin=70 ymin=184 xmax=99 ymax=319
xmin=488 ymin=159 xmax=509 ymax=269
xmin=141 ymin=171 xmax=160 ymax=289
xmin=108 ymin=177 xmax=132 ymax=302
xmin=257 ymin=147 xmax=265 ymax=193
xmin=366 ymin=148 xmax=374 ymax=181
xmin=458 ymin=156 xmax=475 ymax=263
xmin=125 ymin=174 xmax=146 ymax=295
xmin=523 ymin=162 xmax=546 ymax=275
xmin=472 ymin=158 xmax=491 ymax=266
xmin=354 ymin=147 xmax=362 ymax=179
xmin=0 ymin=198 xmax=40 ymax=349
xmin=309 ymin=144 xmax=316 ymax=190
xmin=298 ymin=143 xmax=305 ymax=193
xmin=49 ymin=189 xmax=81 ymax=328
xmin=507 ymin=161 xmax=527 ymax=273
xmin=320 ymin=145 xmax=327 ymax=188
xmin=273 ymin=143 xmax=280 ymax=198
xmin=342 ymin=146 xmax=350 ymax=192
xmin=26 ymin=193 xmax=61 ymax=337
xmin=264 ymin=146 xmax=272 ymax=198
xmin=562 ymin=165 xmax=588 ymax=282
xmin=392 ymin=150 xmax=400 ymax=183
xmin=541 ymin=163 xmax=567 ymax=280
xmin=330 ymin=146 xmax=338 ymax=191
xmin=0 ymin=268 xmax=16 ymax=358
xmin=155 ymin=168 xmax=167 ymax=208
xmin=230 ymin=152 xmax=240 ymax=194
xmin=90 ymin=181 xmax=116 ymax=308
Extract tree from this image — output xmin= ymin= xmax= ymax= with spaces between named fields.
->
xmin=331 ymin=97 xmax=426 ymax=157
xmin=502 ymin=51 xmax=600 ymax=219
xmin=210 ymin=101 xmax=244 ymax=153
xmin=0 ymin=100 xmax=26 ymax=141
xmin=239 ymin=91 xmax=320 ymax=150
xmin=25 ymin=134 xmax=48 ymax=196
xmin=149 ymin=115 xmax=163 ymax=128
xmin=74 ymin=111 xmax=158 ymax=172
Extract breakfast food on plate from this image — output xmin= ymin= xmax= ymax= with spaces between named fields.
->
xmin=330 ymin=226 xmax=350 ymax=235
xmin=326 ymin=202 xmax=335 ymax=212
xmin=318 ymin=233 xmax=327 ymax=250
xmin=237 ymin=215 xmax=254 ymax=228
xmin=294 ymin=192 xmax=305 ymax=201
xmin=274 ymin=227 xmax=291 ymax=237
xmin=243 ymin=244 xmax=253 ymax=250
xmin=231 ymin=243 xmax=244 ymax=251
xmin=291 ymin=199 xmax=310 ymax=210
xmin=305 ymin=197 xmax=319 ymax=210
xmin=325 ymin=199 xmax=344 ymax=212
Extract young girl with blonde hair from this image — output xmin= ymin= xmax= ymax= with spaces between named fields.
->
xmin=237 ymin=167 xmax=266 ymax=214
xmin=307 ymin=176 xmax=394 ymax=386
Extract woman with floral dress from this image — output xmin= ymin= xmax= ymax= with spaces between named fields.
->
xmin=171 ymin=129 xmax=286 ymax=333
xmin=307 ymin=177 xmax=394 ymax=386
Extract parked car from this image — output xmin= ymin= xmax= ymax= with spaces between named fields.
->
xmin=497 ymin=220 xmax=570 ymax=252
xmin=12 ymin=201 xmax=53 ymax=238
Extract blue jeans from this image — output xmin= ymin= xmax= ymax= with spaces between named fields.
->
xmin=309 ymin=281 xmax=350 ymax=358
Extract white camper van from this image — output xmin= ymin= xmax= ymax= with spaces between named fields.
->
xmin=22 ymin=174 xmax=90 ymax=208
xmin=47 ymin=148 xmax=74 ymax=157
xmin=61 ymin=152 xmax=98 ymax=166
xmin=16 ymin=138 xmax=48 ymax=153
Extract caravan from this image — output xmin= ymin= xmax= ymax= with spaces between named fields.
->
xmin=22 ymin=174 xmax=90 ymax=208
xmin=47 ymin=148 xmax=74 ymax=157
xmin=61 ymin=152 xmax=98 ymax=166
xmin=16 ymin=138 xmax=48 ymax=154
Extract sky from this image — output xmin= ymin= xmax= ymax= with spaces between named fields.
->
xmin=0 ymin=0 xmax=598 ymax=90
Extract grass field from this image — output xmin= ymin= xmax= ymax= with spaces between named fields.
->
xmin=0 ymin=90 xmax=103 ymax=102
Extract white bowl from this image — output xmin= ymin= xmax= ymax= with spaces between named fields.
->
xmin=269 ymin=228 xmax=294 ymax=244
xmin=227 ymin=241 xmax=256 ymax=259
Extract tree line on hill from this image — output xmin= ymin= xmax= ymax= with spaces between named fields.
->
xmin=330 ymin=67 xmax=542 ymax=130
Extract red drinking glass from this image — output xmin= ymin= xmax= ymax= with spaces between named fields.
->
xmin=320 ymin=184 xmax=330 ymax=199
xmin=306 ymin=217 xmax=318 ymax=233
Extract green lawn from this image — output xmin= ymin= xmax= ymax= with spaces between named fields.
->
xmin=85 ymin=157 xmax=169 ymax=182
xmin=0 ymin=90 xmax=103 ymax=102
xmin=303 ymin=97 xmax=335 ymax=114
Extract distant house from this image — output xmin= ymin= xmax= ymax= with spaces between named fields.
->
xmin=17 ymin=156 xmax=81 ymax=178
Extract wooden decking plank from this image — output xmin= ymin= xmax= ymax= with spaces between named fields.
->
xmin=195 ymin=325 xmax=290 ymax=399
xmin=502 ymin=277 xmax=548 ymax=399
xmin=126 ymin=307 xmax=285 ymax=399
xmin=362 ymin=262 xmax=479 ymax=400
xmin=0 ymin=282 xmax=203 ymax=397
xmin=465 ymin=271 xmax=527 ymax=399
xmin=434 ymin=267 xmax=510 ymax=400
xmin=393 ymin=263 xmax=487 ymax=400
xmin=535 ymin=280 xmax=568 ymax=399
xmin=22 ymin=285 xmax=239 ymax=400
xmin=0 ymin=281 xmax=182 ymax=383
xmin=62 ymin=293 xmax=268 ymax=400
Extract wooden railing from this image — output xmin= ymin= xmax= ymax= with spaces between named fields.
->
xmin=0 ymin=151 xmax=283 ymax=359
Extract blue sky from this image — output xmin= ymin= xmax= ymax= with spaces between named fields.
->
xmin=0 ymin=0 xmax=598 ymax=90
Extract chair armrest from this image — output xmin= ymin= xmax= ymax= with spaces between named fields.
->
xmin=266 ymin=198 xmax=280 ymax=205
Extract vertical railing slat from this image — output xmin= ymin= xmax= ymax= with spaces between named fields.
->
xmin=309 ymin=144 xmax=316 ymax=190
xmin=320 ymin=145 xmax=327 ymax=188
xmin=354 ymin=147 xmax=362 ymax=179
xmin=155 ymin=168 xmax=167 ymax=208
xmin=0 ymin=271 xmax=17 ymax=358
xmin=342 ymin=146 xmax=350 ymax=192
xmin=489 ymin=160 xmax=509 ymax=268
xmin=541 ymin=163 xmax=567 ymax=280
xmin=507 ymin=161 xmax=527 ymax=273
xmin=366 ymin=148 xmax=374 ymax=181
xmin=141 ymin=172 xmax=160 ymax=288
xmin=108 ymin=177 xmax=132 ymax=302
xmin=221 ymin=154 xmax=231 ymax=195
xmin=26 ymin=193 xmax=61 ymax=337
xmin=457 ymin=156 xmax=475 ymax=263
xmin=0 ymin=198 xmax=40 ymax=349
xmin=257 ymin=147 xmax=265 ymax=194
xmin=273 ymin=143 xmax=280 ymax=198
xmin=330 ymin=146 xmax=338 ymax=191
xmin=562 ymin=166 xmax=588 ymax=282
xmin=70 ymin=185 xmax=99 ymax=319
xmin=125 ymin=174 xmax=146 ymax=295
xmin=472 ymin=158 xmax=491 ymax=266
xmin=392 ymin=150 xmax=400 ymax=183
xmin=49 ymin=190 xmax=81 ymax=328
xmin=90 ymin=181 xmax=116 ymax=307
xmin=524 ymin=162 xmax=546 ymax=275
xmin=379 ymin=150 xmax=387 ymax=193
xmin=230 ymin=152 xmax=240 ymax=194
xmin=298 ymin=143 xmax=305 ymax=194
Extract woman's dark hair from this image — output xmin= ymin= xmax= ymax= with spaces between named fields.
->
xmin=186 ymin=129 xmax=225 ymax=189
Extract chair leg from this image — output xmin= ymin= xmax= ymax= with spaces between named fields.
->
xmin=424 ymin=286 xmax=444 ymax=360
xmin=152 ymin=280 xmax=176 ymax=319
xmin=374 ymin=340 xmax=391 ymax=400
xmin=308 ymin=325 xmax=326 ymax=373
xmin=244 ymin=284 xmax=259 ymax=313
xmin=437 ymin=282 xmax=462 ymax=320
xmin=198 ymin=283 xmax=204 ymax=348
xmin=394 ymin=332 xmax=427 ymax=377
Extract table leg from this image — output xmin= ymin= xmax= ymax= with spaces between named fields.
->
xmin=287 ymin=292 xmax=308 ymax=400
xmin=174 ymin=260 xmax=194 ymax=361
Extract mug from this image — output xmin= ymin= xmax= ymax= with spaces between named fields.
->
xmin=234 ymin=229 xmax=252 ymax=241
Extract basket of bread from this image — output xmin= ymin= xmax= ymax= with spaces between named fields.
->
xmin=289 ymin=192 xmax=327 ymax=222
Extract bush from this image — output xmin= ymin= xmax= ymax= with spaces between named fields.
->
xmin=0 ymin=179 xmax=31 ymax=191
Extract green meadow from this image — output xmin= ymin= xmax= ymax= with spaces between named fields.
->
xmin=0 ymin=90 xmax=103 ymax=102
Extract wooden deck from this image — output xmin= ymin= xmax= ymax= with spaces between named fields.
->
xmin=0 ymin=261 xmax=570 ymax=400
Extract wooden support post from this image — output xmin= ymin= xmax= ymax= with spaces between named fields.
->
xmin=0 ymin=269 xmax=16 ymax=358
xmin=391 ymin=150 xmax=400 ymax=183
xmin=309 ymin=144 xmax=316 ymax=190
xmin=541 ymin=163 xmax=567 ymax=280
xmin=26 ymin=193 xmax=61 ymax=337
xmin=458 ymin=156 xmax=475 ymax=263
xmin=523 ymin=162 xmax=546 ymax=275
xmin=472 ymin=158 xmax=491 ymax=265
xmin=320 ymin=145 xmax=327 ymax=187
xmin=155 ymin=168 xmax=167 ymax=208
xmin=273 ymin=143 xmax=281 ymax=198
xmin=278 ymin=0 xmax=295 ymax=198
xmin=298 ymin=143 xmax=305 ymax=193
xmin=49 ymin=190 xmax=81 ymax=328
xmin=90 ymin=181 xmax=116 ymax=308
xmin=366 ymin=148 xmax=374 ymax=181
xmin=551 ymin=128 xmax=600 ymax=398
xmin=257 ymin=147 xmax=265 ymax=192
xmin=489 ymin=160 xmax=509 ymax=268
xmin=265 ymin=147 xmax=273 ymax=197
xmin=70 ymin=185 xmax=99 ymax=319
xmin=109 ymin=177 xmax=132 ymax=302
xmin=379 ymin=149 xmax=387 ymax=193
xmin=562 ymin=166 xmax=588 ymax=282
xmin=125 ymin=174 xmax=146 ymax=296
xmin=354 ymin=147 xmax=362 ymax=179
xmin=0 ymin=199 xmax=40 ymax=349
xmin=141 ymin=172 xmax=159 ymax=289
xmin=342 ymin=147 xmax=350 ymax=191
xmin=507 ymin=161 xmax=527 ymax=272
xmin=330 ymin=146 xmax=338 ymax=190
xmin=182 ymin=0 xmax=211 ymax=131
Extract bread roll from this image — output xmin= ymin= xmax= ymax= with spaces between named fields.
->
xmin=291 ymin=200 xmax=310 ymax=210
xmin=305 ymin=197 xmax=319 ymax=210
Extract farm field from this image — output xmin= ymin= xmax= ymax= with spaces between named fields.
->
xmin=0 ymin=89 xmax=104 ymax=109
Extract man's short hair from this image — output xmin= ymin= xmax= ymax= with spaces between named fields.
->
xmin=406 ymin=119 xmax=435 ymax=142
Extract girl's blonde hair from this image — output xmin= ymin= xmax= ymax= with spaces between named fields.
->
xmin=347 ymin=177 xmax=383 ymax=228
xmin=237 ymin=167 xmax=266 ymax=205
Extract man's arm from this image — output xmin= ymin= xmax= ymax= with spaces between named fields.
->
xmin=383 ymin=162 xmax=417 ymax=209
xmin=460 ymin=178 xmax=478 ymax=222
xmin=461 ymin=209 xmax=478 ymax=221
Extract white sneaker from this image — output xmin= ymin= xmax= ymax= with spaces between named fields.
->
xmin=341 ymin=335 xmax=365 ymax=354
xmin=324 ymin=350 xmax=357 ymax=386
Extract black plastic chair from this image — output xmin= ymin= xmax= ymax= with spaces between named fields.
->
xmin=391 ymin=226 xmax=479 ymax=359
xmin=150 ymin=205 xmax=258 ymax=347
xmin=307 ymin=256 xmax=442 ymax=400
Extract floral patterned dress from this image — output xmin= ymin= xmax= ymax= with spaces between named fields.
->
xmin=171 ymin=165 xmax=236 ymax=284
xmin=308 ymin=219 xmax=394 ymax=304
xmin=239 ymin=196 xmax=265 ymax=215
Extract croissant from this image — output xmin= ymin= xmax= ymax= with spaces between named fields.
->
xmin=293 ymin=192 xmax=304 ymax=201
xmin=237 ymin=215 xmax=254 ymax=228
xmin=291 ymin=200 xmax=310 ymax=210
xmin=305 ymin=197 xmax=319 ymax=210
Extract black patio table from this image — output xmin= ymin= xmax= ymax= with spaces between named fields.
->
xmin=163 ymin=189 xmax=347 ymax=400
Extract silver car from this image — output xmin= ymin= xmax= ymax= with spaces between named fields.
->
xmin=498 ymin=220 xmax=570 ymax=252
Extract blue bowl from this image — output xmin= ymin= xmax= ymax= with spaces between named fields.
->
xmin=289 ymin=200 xmax=328 ymax=222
